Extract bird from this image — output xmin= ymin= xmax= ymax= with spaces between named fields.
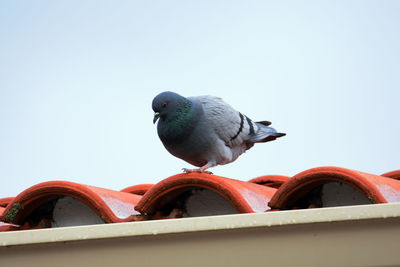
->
xmin=152 ymin=91 xmax=285 ymax=173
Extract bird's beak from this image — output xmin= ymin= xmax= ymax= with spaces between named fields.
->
xmin=153 ymin=112 xmax=160 ymax=124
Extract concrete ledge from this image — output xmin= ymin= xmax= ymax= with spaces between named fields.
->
xmin=2 ymin=203 xmax=400 ymax=246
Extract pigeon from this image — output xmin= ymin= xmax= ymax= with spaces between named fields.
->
xmin=152 ymin=91 xmax=285 ymax=173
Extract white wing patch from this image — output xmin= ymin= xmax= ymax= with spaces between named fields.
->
xmin=193 ymin=95 xmax=258 ymax=147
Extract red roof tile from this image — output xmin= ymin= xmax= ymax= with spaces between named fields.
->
xmin=0 ymin=181 xmax=142 ymax=228
xmin=135 ymin=172 xmax=277 ymax=217
xmin=268 ymin=166 xmax=400 ymax=210
xmin=0 ymin=221 xmax=20 ymax=232
xmin=248 ymin=175 xmax=290 ymax=189
xmin=382 ymin=170 xmax=400 ymax=180
xmin=0 ymin=197 xmax=14 ymax=208
xmin=121 ymin=184 xmax=154 ymax=195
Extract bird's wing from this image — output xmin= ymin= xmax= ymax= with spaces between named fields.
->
xmin=192 ymin=95 xmax=256 ymax=147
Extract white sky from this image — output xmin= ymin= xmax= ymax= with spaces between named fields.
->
xmin=1 ymin=1 xmax=399 ymax=197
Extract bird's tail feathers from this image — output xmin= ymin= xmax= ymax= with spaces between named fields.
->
xmin=248 ymin=122 xmax=286 ymax=143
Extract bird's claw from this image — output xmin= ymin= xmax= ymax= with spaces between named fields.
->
xmin=182 ymin=168 xmax=213 ymax=175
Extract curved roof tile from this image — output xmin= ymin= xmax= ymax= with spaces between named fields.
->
xmin=248 ymin=175 xmax=291 ymax=189
xmin=0 ymin=181 xmax=142 ymax=226
xmin=135 ymin=172 xmax=277 ymax=216
xmin=0 ymin=221 xmax=19 ymax=232
xmin=268 ymin=166 xmax=400 ymax=210
xmin=0 ymin=197 xmax=14 ymax=208
xmin=382 ymin=170 xmax=400 ymax=180
xmin=121 ymin=184 xmax=154 ymax=195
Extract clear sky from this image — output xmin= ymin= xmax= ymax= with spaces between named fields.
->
xmin=1 ymin=1 xmax=399 ymax=197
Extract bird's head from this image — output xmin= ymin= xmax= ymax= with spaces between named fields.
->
xmin=152 ymin=91 xmax=191 ymax=124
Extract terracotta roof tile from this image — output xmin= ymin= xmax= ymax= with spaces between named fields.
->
xmin=248 ymin=175 xmax=290 ymax=189
xmin=268 ymin=166 xmax=400 ymax=210
xmin=0 ymin=197 xmax=14 ymax=208
xmin=382 ymin=170 xmax=400 ymax=180
xmin=0 ymin=181 xmax=142 ymax=230
xmin=135 ymin=172 xmax=277 ymax=219
xmin=120 ymin=184 xmax=154 ymax=195
xmin=0 ymin=221 xmax=19 ymax=232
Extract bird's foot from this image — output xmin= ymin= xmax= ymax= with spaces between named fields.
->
xmin=182 ymin=168 xmax=213 ymax=175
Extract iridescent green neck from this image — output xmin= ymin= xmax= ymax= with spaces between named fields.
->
xmin=166 ymin=98 xmax=193 ymax=126
xmin=158 ymin=98 xmax=197 ymax=144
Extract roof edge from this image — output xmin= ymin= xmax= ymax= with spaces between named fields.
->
xmin=1 ymin=203 xmax=400 ymax=247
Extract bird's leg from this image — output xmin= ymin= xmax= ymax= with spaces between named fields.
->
xmin=182 ymin=163 xmax=213 ymax=174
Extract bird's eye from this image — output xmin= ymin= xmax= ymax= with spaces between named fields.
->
xmin=163 ymin=102 xmax=168 ymax=108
